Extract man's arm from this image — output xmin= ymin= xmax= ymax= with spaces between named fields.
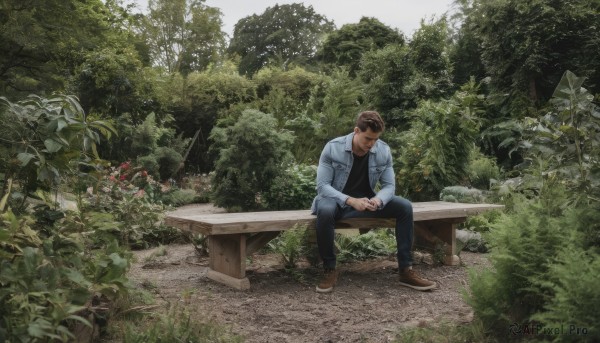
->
xmin=316 ymin=142 xmax=349 ymax=207
xmin=372 ymin=145 xmax=395 ymax=208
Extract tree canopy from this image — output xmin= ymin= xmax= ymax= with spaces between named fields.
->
xmin=228 ymin=3 xmax=335 ymax=76
xmin=318 ymin=17 xmax=404 ymax=75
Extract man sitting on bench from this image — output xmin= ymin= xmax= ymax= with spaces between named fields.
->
xmin=312 ymin=111 xmax=436 ymax=293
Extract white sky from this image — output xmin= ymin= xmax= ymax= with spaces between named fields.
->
xmin=127 ymin=0 xmax=456 ymax=39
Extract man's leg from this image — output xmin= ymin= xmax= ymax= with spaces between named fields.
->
xmin=315 ymin=198 xmax=341 ymax=293
xmin=374 ymin=196 xmax=414 ymax=269
xmin=315 ymin=198 xmax=340 ymax=269
xmin=339 ymin=196 xmax=436 ymax=291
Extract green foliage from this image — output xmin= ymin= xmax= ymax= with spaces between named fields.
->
xmin=527 ymin=71 xmax=600 ymax=196
xmin=318 ymin=17 xmax=404 ymax=76
xmin=268 ymin=226 xmax=308 ymax=268
xmin=0 ymin=94 xmax=115 ymax=212
xmin=359 ymin=44 xmax=415 ymax=128
xmin=468 ymin=184 xmax=570 ymax=335
xmin=171 ymin=69 xmax=257 ymax=172
xmin=253 ymin=66 xmax=325 ymax=127
xmin=393 ymin=320 xmax=490 ymax=343
xmin=161 ymin=188 xmax=200 ymax=207
xmin=137 ymin=155 xmax=160 ymax=179
xmin=0 ymin=208 xmax=132 ymax=342
xmin=121 ymin=307 xmax=242 ymax=343
xmin=153 ymin=147 xmax=183 ymax=181
xmin=286 ymin=68 xmax=361 ymax=163
xmin=463 ymin=210 xmax=503 ymax=234
xmin=467 ymin=148 xmax=501 ymax=190
xmin=140 ymin=0 xmax=226 ymax=74
xmin=396 ymin=80 xmax=484 ymax=200
xmin=72 ymin=48 xmax=162 ymax=122
xmin=407 ymin=17 xmax=454 ymax=99
xmin=228 ymin=3 xmax=335 ymax=76
xmin=466 ymin=0 xmax=600 ymax=104
xmin=335 ymin=230 xmax=396 ymax=263
xmin=0 ymin=0 xmax=120 ymax=97
xmin=439 ymin=186 xmax=485 ymax=204
xmin=264 ymin=164 xmax=316 ymax=210
xmin=210 ymin=109 xmax=293 ymax=211
xmin=532 ymin=251 xmax=600 ymax=341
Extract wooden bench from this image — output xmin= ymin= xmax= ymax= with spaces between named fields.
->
xmin=165 ymin=201 xmax=503 ymax=290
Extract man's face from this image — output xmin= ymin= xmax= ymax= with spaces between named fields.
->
xmin=353 ymin=127 xmax=381 ymax=155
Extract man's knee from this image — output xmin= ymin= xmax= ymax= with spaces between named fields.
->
xmin=316 ymin=198 xmax=338 ymax=219
xmin=388 ymin=196 xmax=413 ymax=214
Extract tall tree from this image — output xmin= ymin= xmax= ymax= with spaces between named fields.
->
xmin=0 ymin=0 xmax=116 ymax=97
xmin=141 ymin=0 xmax=226 ymax=74
xmin=408 ymin=17 xmax=454 ymax=99
xmin=467 ymin=0 xmax=600 ymax=105
xmin=228 ymin=3 xmax=335 ymax=76
xmin=318 ymin=17 xmax=404 ymax=76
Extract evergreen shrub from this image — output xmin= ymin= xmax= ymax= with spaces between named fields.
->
xmin=153 ymin=147 xmax=183 ymax=182
xmin=210 ymin=109 xmax=293 ymax=211
xmin=468 ymin=184 xmax=570 ymax=335
xmin=263 ymin=164 xmax=316 ymax=210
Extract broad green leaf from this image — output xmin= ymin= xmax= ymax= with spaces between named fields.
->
xmin=17 ymin=152 xmax=35 ymax=166
xmin=43 ymin=139 xmax=63 ymax=153
xmin=552 ymin=70 xmax=586 ymax=100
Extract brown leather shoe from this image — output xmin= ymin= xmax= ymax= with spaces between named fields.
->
xmin=399 ymin=268 xmax=436 ymax=291
xmin=316 ymin=268 xmax=338 ymax=293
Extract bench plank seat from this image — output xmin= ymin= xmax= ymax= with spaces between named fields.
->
xmin=165 ymin=201 xmax=503 ymax=290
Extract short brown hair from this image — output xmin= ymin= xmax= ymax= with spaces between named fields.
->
xmin=356 ymin=111 xmax=385 ymax=132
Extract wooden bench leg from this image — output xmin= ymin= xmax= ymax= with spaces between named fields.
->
xmin=430 ymin=222 xmax=460 ymax=266
xmin=414 ymin=220 xmax=462 ymax=266
xmin=207 ymin=234 xmax=250 ymax=290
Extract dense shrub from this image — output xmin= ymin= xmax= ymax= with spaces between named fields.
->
xmin=154 ymin=147 xmax=183 ymax=182
xmin=263 ymin=164 xmax=317 ymax=210
xmin=161 ymin=189 xmax=200 ymax=207
xmin=439 ymin=186 xmax=486 ymax=203
xmin=210 ymin=109 xmax=293 ymax=211
xmin=468 ymin=148 xmax=501 ymax=190
xmin=396 ymin=80 xmax=483 ymax=200
xmin=468 ymin=184 xmax=571 ymax=335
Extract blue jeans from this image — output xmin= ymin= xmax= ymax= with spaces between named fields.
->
xmin=315 ymin=196 xmax=414 ymax=270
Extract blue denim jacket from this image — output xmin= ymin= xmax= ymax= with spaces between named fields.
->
xmin=311 ymin=132 xmax=396 ymax=213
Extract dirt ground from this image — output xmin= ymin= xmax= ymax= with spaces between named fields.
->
xmin=127 ymin=204 xmax=490 ymax=343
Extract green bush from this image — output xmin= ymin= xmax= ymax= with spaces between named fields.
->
xmin=396 ymin=80 xmax=483 ymax=200
xmin=121 ymin=307 xmax=242 ymax=343
xmin=0 ymin=209 xmax=131 ymax=342
xmin=335 ymin=229 xmax=397 ymax=263
xmin=210 ymin=109 xmax=293 ymax=211
xmin=153 ymin=147 xmax=183 ymax=182
xmin=468 ymin=148 xmax=501 ymax=190
xmin=532 ymin=250 xmax=600 ymax=342
xmin=267 ymin=225 xmax=308 ymax=268
xmin=161 ymin=189 xmax=200 ymax=207
xmin=439 ymin=186 xmax=485 ymax=203
xmin=137 ymin=155 xmax=160 ymax=179
xmin=263 ymin=164 xmax=317 ymax=210
xmin=468 ymin=185 xmax=570 ymax=336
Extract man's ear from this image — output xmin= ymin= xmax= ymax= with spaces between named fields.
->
xmin=353 ymin=127 xmax=360 ymax=134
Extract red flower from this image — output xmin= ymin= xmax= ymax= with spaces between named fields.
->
xmin=119 ymin=175 xmax=126 ymax=181
xmin=119 ymin=161 xmax=131 ymax=170
xmin=141 ymin=170 xmax=148 ymax=177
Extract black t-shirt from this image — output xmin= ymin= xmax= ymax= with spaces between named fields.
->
xmin=342 ymin=153 xmax=375 ymax=199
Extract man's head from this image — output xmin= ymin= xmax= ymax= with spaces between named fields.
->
xmin=356 ymin=111 xmax=385 ymax=133
xmin=352 ymin=111 xmax=385 ymax=155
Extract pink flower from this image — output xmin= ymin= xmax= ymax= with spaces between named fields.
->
xmin=119 ymin=175 xmax=126 ymax=181
xmin=119 ymin=161 xmax=131 ymax=170
xmin=134 ymin=189 xmax=145 ymax=198
xmin=109 ymin=175 xmax=116 ymax=181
